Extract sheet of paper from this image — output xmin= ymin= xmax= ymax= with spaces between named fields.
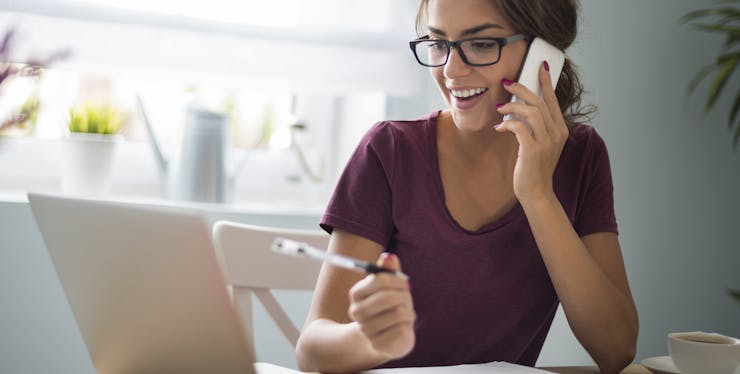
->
xmin=254 ymin=361 xmax=555 ymax=374
xmin=363 ymin=361 xmax=555 ymax=374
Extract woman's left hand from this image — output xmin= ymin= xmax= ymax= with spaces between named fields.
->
xmin=494 ymin=61 xmax=568 ymax=204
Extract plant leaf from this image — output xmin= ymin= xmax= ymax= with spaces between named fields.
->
xmin=712 ymin=6 xmax=740 ymax=20
xmin=690 ymin=23 xmax=740 ymax=35
xmin=705 ymin=56 xmax=739 ymax=112
xmin=732 ymin=116 xmax=740 ymax=152
xmin=728 ymin=288 xmax=740 ymax=305
xmin=717 ymin=50 xmax=740 ymax=64
xmin=687 ymin=64 xmax=718 ymax=97
xmin=681 ymin=8 xmax=715 ymax=23
xmin=730 ymin=88 xmax=740 ymax=125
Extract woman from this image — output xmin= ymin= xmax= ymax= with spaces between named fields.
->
xmin=296 ymin=1 xmax=639 ymax=373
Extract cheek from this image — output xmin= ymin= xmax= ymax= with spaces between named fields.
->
xmin=430 ymin=68 xmax=449 ymax=98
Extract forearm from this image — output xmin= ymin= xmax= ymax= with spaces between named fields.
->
xmin=521 ymin=195 xmax=638 ymax=373
xmin=296 ymin=318 xmax=390 ymax=373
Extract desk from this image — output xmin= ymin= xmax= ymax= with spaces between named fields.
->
xmin=543 ymin=364 xmax=650 ymax=374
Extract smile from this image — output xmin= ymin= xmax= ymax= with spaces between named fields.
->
xmin=449 ymin=87 xmax=488 ymax=100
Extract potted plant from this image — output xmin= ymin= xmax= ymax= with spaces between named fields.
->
xmin=682 ymin=1 xmax=740 ymax=306
xmin=681 ymin=0 xmax=740 ymax=150
xmin=61 ymin=102 xmax=125 ymax=196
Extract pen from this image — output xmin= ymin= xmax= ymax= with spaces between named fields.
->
xmin=270 ymin=238 xmax=409 ymax=280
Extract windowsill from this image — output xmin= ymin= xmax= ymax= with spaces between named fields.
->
xmin=0 ymin=137 xmax=329 ymax=217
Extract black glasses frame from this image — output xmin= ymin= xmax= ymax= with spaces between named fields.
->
xmin=409 ymin=34 xmax=533 ymax=67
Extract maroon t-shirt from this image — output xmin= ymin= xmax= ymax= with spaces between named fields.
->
xmin=320 ymin=111 xmax=618 ymax=367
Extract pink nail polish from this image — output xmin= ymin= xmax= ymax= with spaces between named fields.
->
xmin=543 ymin=60 xmax=550 ymax=72
xmin=496 ymin=102 xmax=506 ymax=108
xmin=501 ymin=78 xmax=514 ymax=86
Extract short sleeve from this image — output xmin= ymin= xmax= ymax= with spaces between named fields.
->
xmin=320 ymin=122 xmax=396 ymax=247
xmin=574 ymin=130 xmax=618 ymax=237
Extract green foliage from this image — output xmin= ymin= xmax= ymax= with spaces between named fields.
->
xmin=681 ymin=0 xmax=740 ymax=151
xmin=68 ymin=103 xmax=123 ymax=135
xmin=730 ymin=288 xmax=740 ymax=305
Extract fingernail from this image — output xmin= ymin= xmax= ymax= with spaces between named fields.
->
xmin=380 ymin=252 xmax=394 ymax=265
xmin=495 ymin=102 xmax=507 ymax=108
xmin=543 ymin=60 xmax=550 ymax=72
xmin=501 ymin=78 xmax=514 ymax=86
xmin=493 ymin=122 xmax=502 ymax=128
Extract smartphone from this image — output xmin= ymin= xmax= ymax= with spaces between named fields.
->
xmin=503 ymin=37 xmax=565 ymax=122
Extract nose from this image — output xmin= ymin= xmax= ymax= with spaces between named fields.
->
xmin=443 ymin=46 xmax=471 ymax=78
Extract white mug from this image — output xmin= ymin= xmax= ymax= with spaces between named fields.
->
xmin=668 ymin=331 xmax=740 ymax=374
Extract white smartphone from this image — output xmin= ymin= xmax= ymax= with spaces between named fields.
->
xmin=503 ymin=37 xmax=565 ymax=122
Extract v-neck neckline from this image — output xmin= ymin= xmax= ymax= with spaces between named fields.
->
xmin=426 ymin=111 xmax=523 ymax=235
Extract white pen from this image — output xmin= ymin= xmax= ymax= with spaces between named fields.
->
xmin=270 ymin=238 xmax=409 ymax=280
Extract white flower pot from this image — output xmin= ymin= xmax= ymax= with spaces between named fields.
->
xmin=60 ymin=132 xmax=122 ymax=196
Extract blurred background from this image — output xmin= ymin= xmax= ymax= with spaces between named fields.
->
xmin=0 ymin=0 xmax=738 ymax=372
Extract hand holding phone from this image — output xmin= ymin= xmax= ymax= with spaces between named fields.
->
xmin=503 ymin=37 xmax=565 ymax=122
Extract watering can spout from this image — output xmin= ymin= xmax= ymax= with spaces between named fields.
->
xmin=136 ymin=95 xmax=168 ymax=179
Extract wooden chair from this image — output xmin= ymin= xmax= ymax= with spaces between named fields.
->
xmin=212 ymin=221 xmax=329 ymax=355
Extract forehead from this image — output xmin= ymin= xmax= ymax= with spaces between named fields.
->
xmin=426 ymin=0 xmax=514 ymax=34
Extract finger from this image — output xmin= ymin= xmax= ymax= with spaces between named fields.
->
xmin=349 ymin=289 xmax=412 ymax=322
xmin=495 ymin=119 xmax=536 ymax=149
xmin=376 ymin=252 xmax=402 ymax=272
xmin=358 ymin=305 xmax=416 ymax=338
xmin=496 ymin=102 xmax=547 ymax=140
xmin=502 ymin=78 xmax=554 ymax=134
xmin=539 ymin=60 xmax=566 ymax=131
xmin=350 ymin=272 xmax=408 ymax=302
xmin=501 ymin=78 xmax=542 ymax=109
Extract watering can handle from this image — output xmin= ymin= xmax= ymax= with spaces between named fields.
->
xmin=135 ymin=95 xmax=168 ymax=176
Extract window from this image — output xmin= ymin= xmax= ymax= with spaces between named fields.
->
xmin=0 ymin=1 xmax=426 ymax=207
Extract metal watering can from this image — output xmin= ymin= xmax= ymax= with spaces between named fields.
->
xmin=137 ymin=96 xmax=246 ymax=203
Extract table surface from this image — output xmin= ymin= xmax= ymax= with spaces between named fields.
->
xmin=285 ymin=363 xmax=652 ymax=374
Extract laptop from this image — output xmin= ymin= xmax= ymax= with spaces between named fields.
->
xmin=28 ymin=192 xmax=257 ymax=374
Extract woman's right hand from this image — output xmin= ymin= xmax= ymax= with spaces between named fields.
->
xmin=348 ymin=252 xmax=416 ymax=360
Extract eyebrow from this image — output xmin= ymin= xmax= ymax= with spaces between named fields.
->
xmin=427 ymin=23 xmax=504 ymax=38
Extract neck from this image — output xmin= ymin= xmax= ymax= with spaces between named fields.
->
xmin=438 ymin=111 xmax=518 ymax=166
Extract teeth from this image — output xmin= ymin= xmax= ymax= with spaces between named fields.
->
xmin=450 ymin=87 xmax=487 ymax=98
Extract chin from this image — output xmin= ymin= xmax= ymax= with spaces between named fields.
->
xmin=449 ymin=108 xmax=497 ymax=132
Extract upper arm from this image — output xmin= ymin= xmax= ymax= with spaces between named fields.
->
xmin=304 ymin=229 xmax=385 ymax=325
xmin=581 ymin=232 xmax=634 ymax=301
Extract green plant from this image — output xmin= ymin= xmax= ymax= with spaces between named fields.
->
xmin=730 ymin=288 xmax=740 ymax=306
xmin=681 ymin=0 xmax=740 ymax=150
xmin=68 ymin=103 xmax=123 ymax=135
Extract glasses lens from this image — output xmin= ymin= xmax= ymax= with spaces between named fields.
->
xmin=413 ymin=40 xmax=449 ymax=66
xmin=459 ymin=39 xmax=501 ymax=65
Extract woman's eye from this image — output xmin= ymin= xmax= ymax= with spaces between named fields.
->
xmin=430 ymin=41 xmax=447 ymax=50
xmin=471 ymin=41 xmax=498 ymax=50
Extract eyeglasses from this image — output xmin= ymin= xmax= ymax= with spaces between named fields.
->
xmin=409 ymin=34 xmax=532 ymax=67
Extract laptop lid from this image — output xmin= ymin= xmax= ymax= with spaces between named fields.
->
xmin=28 ymin=192 xmax=256 ymax=374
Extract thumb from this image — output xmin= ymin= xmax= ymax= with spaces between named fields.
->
xmin=376 ymin=252 xmax=402 ymax=272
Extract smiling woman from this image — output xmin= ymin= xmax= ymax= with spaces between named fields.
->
xmin=295 ymin=0 xmax=638 ymax=373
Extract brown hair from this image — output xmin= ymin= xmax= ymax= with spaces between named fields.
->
xmin=415 ymin=0 xmax=596 ymax=126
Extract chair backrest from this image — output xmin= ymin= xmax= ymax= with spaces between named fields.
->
xmin=212 ymin=220 xmax=329 ymax=351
